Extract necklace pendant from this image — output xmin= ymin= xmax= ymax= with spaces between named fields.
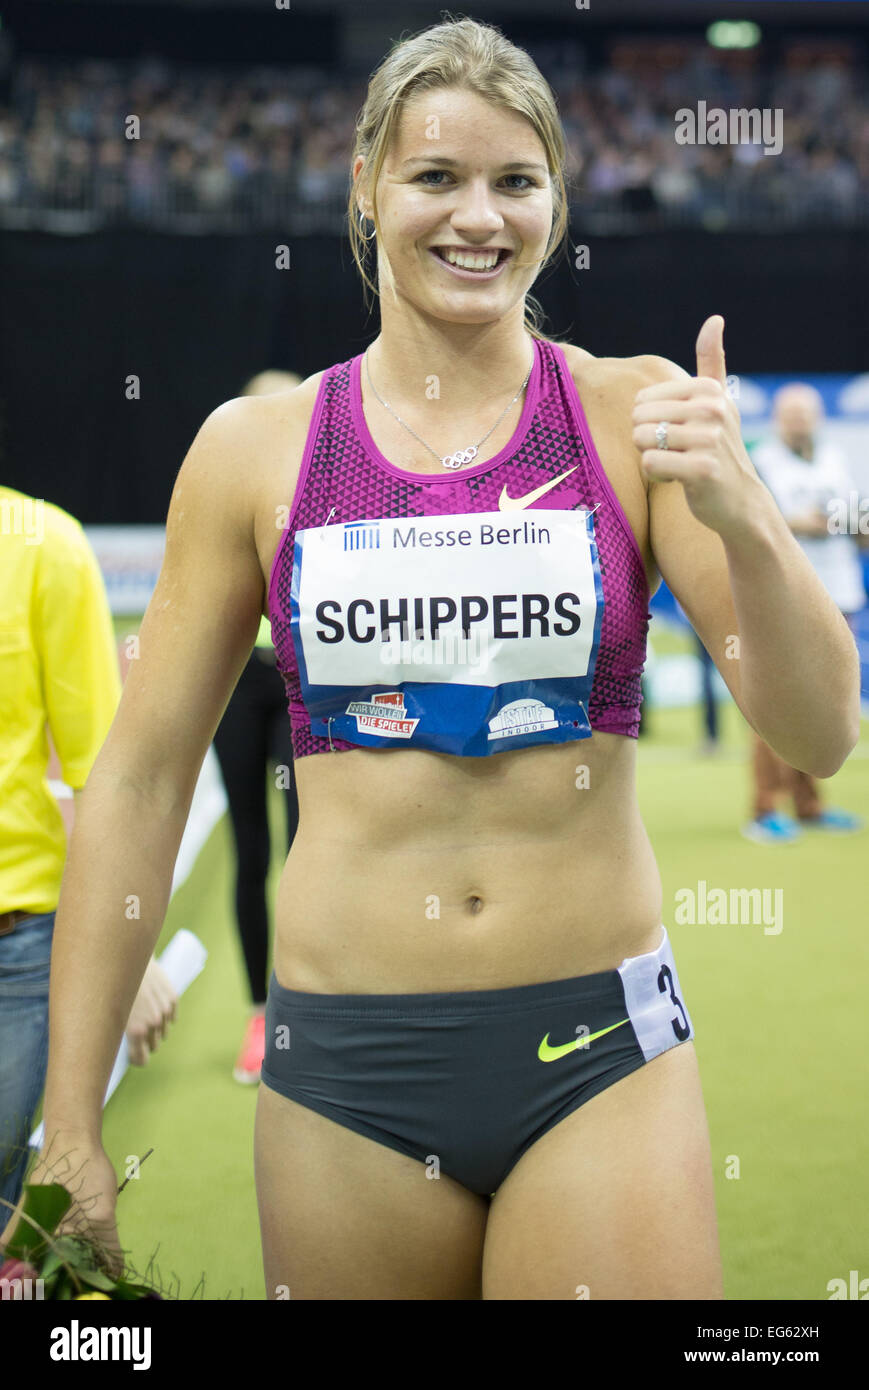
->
xmin=441 ymin=446 xmax=478 ymax=470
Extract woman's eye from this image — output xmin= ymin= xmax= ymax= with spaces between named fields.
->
xmin=414 ymin=171 xmax=535 ymax=190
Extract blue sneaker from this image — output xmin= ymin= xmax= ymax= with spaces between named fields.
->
xmin=740 ymin=812 xmax=801 ymax=844
xmin=799 ymin=808 xmax=864 ymax=832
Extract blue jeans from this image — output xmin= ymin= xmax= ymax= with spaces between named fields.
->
xmin=0 ymin=911 xmax=54 ymax=1219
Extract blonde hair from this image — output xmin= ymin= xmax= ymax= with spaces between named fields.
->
xmin=348 ymin=15 xmax=570 ymax=342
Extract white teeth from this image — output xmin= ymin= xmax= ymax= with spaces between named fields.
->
xmin=441 ymin=248 xmax=500 ymax=271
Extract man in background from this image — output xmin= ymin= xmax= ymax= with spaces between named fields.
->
xmin=743 ymin=385 xmax=866 ymax=843
xmin=0 ymin=486 xmax=176 ymax=1216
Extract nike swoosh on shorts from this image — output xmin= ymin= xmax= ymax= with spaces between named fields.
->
xmin=538 ymin=1017 xmax=630 ymax=1062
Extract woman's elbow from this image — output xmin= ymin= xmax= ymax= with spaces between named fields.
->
xmin=810 ymin=718 xmax=862 ymax=780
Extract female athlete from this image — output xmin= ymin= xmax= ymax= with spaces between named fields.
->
xmin=11 ymin=19 xmax=860 ymax=1300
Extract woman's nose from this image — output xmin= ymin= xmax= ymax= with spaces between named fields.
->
xmin=448 ymin=179 xmax=504 ymax=235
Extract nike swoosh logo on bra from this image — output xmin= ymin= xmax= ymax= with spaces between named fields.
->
xmin=498 ymin=465 xmax=579 ymax=511
xmin=538 ymin=1018 xmax=630 ymax=1062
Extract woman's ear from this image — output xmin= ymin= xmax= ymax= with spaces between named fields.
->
xmin=352 ymin=157 xmax=372 ymax=222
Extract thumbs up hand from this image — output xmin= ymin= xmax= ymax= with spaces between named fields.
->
xmin=631 ymin=315 xmax=761 ymax=539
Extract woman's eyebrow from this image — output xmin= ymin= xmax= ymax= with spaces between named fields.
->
xmin=399 ymin=155 xmax=548 ymax=174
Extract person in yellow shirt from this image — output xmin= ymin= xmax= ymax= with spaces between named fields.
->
xmin=0 ymin=487 xmax=177 ymax=1215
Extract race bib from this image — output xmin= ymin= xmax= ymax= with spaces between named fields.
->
xmin=289 ymin=508 xmax=604 ymax=755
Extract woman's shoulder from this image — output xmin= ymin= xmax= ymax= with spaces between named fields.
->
xmin=218 ymin=370 xmax=336 ymax=589
xmin=200 ymin=366 xmax=332 ymax=486
xmin=557 ymin=340 xmax=689 ymax=398
xmin=214 ymin=365 xmax=331 ymax=431
xmin=173 ymin=369 xmax=333 ymax=549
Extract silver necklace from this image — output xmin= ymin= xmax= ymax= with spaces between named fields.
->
xmin=364 ymin=346 xmax=533 ymax=470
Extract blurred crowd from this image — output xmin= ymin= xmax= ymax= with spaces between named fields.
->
xmin=0 ymin=36 xmax=866 ymax=231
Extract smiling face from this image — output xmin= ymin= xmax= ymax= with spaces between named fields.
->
xmin=353 ymin=87 xmax=555 ymax=327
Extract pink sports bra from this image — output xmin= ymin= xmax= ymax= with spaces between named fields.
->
xmin=267 ymin=337 xmax=650 ymax=758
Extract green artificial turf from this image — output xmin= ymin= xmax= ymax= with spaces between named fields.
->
xmin=636 ymin=703 xmax=869 ymax=1302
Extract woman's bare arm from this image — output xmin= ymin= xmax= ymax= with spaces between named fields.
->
xmin=41 ymin=395 xmax=271 ymax=1140
xmin=635 ymin=356 xmax=860 ymax=778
